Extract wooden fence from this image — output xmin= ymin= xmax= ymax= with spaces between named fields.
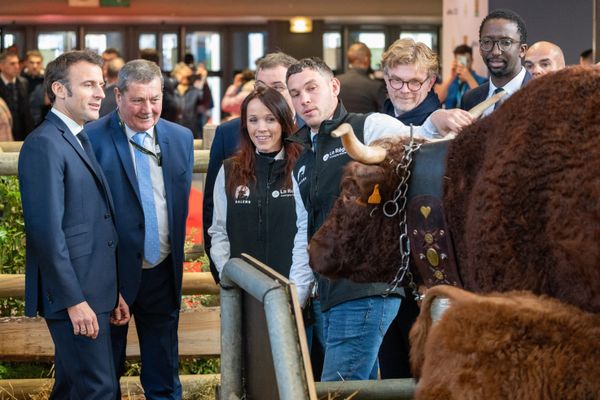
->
xmin=0 ymin=126 xmax=224 ymax=398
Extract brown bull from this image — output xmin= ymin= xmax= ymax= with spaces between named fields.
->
xmin=410 ymin=285 xmax=600 ymax=400
xmin=308 ymin=66 xmax=600 ymax=313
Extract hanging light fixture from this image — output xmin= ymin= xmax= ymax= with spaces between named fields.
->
xmin=290 ymin=17 xmax=313 ymax=33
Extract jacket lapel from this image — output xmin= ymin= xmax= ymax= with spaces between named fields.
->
xmin=46 ymin=112 xmax=101 ymax=183
xmin=108 ymin=112 xmax=142 ymax=203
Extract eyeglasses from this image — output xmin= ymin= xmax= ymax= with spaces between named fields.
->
xmin=385 ymin=76 xmax=429 ymax=92
xmin=479 ymin=38 xmax=520 ymax=52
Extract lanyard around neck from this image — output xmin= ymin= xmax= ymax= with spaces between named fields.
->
xmin=118 ymin=114 xmax=162 ymax=166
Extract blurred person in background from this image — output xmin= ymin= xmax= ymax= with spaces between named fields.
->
xmin=99 ymin=57 xmax=124 ymax=117
xmin=221 ymin=68 xmax=255 ymax=120
xmin=436 ymin=44 xmax=487 ymax=109
xmin=21 ymin=49 xmax=50 ymax=127
xmin=0 ymin=52 xmax=33 ymax=140
xmin=336 ymin=42 xmax=386 ymax=113
xmin=171 ymin=62 xmax=212 ymax=139
xmin=0 ymin=97 xmax=13 ymax=141
xmin=579 ymin=48 xmax=593 ymax=65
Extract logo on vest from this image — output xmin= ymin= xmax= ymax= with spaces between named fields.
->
xmin=296 ymin=165 xmax=307 ymax=186
xmin=234 ymin=185 xmax=251 ymax=204
xmin=272 ymin=188 xmax=294 ymax=198
xmin=323 ymin=146 xmax=347 ymax=162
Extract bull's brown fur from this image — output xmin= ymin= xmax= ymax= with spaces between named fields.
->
xmin=410 ymin=285 xmax=600 ymax=400
xmin=444 ymin=66 xmax=600 ymax=313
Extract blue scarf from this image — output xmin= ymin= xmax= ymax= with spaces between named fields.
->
xmin=383 ymin=89 xmax=441 ymax=126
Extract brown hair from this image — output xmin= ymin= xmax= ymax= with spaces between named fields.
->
xmin=227 ymin=86 xmax=301 ymax=196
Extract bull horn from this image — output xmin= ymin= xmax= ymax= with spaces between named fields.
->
xmin=331 ymin=123 xmax=387 ymax=164
xmin=468 ymin=89 xmax=508 ymax=118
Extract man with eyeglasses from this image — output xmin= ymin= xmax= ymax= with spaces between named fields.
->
xmin=461 ymin=9 xmax=531 ymax=116
xmin=382 ymin=38 xmax=442 ymax=126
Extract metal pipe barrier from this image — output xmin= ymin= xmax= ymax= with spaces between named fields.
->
xmin=220 ymin=257 xmax=313 ymax=400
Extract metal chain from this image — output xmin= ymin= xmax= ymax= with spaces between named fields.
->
xmin=382 ymin=127 xmax=422 ymax=301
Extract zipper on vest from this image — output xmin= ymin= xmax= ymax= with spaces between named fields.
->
xmin=257 ymin=199 xmax=263 ymax=241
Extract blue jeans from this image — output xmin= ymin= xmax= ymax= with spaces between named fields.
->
xmin=321 ymin=296 xmax=401 ymax=381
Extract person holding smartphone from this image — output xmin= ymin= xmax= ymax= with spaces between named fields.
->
xmin=436 ymin=44 xmax=487 ymax=109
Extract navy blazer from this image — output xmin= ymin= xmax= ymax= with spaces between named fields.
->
xmin=461 ymin=70 xmax=532 ymax=111
xmin=87 ymin=111 xmax=194 ymax=305
xmin=19 ymin=112 xmax=118 ymax=319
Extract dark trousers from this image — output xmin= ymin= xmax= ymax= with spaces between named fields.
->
xmin=111 ymin=256 xmax=181 ymax=400
xmin=378 ymin=295 xmax=420 ymax=379
xmin=46 ymin=313 xmax=118 ymax=400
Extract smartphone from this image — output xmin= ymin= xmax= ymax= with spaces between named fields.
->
xmin=457 ymin=55 xmax=468 ymax=66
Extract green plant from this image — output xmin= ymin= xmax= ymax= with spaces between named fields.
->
xmin=179 ymin=357 xmax=220 ymax=375
xmin=0 ymin=176 xmax=26 ymax=316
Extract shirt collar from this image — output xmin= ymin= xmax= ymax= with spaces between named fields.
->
xmin=51 ymin=108 xmax=84 ymax=136
xmin=118 ymin=110 xmax=155 ymax=141
xmin=488 ymin=66 xmax=526 ymax=97
xmin=0 ymin=74 xmax=16 ymax=86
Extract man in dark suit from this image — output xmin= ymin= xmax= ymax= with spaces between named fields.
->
xmin=203 ymin=52 xmax=300 ymax=284
xmin=461 ymin=9 xmax=531 ymax=115
xmin=0 ymin=51 xmax=33 ymax=140
xmin=19 ymin=50 xmax=129 ymax=399
xmin=336 ymin=42 xmax=386 ymax=113
xmin=87 ymin=59 xmax=194 ymax=399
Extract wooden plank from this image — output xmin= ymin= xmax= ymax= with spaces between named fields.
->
xmin=0 ymin=272 xmax=219 ymax=298
xmin=0 ymin=307 xmax=221 ymax=361
xmin=0 ymin=150 xmax=209 ymax=176
xmin=0 ymin=374 xmax=220 ymax=399
xmin=202 ymin=124 xmax=216 ymax=150
xmin=0 ymin=140 xmax=204 ymax=153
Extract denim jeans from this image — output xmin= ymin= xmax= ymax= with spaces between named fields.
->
xmin=320 ymin=295 xmax=401 ymax=381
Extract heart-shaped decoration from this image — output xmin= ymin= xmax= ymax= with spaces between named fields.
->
xmin=420 ymin=206 xmax=431 ymax=219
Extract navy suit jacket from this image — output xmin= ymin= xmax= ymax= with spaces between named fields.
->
xmin=19 ymin=111 xmax=118 ymax=319
xmin=461 ymin=70 xmax=532 ymax=111
xmin=87 ymin=111 xmax=194 ymax=305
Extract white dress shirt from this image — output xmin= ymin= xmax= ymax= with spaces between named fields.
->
xmin=481 ymin=66 xmax=527 ymax=117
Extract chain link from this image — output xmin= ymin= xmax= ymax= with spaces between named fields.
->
xmin=381 ymin=127 xmax=422 ymax=301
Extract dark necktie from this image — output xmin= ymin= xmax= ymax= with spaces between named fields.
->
xmin=493 ymin=87 xmax=505 ymax=111
xmin=78 ymin=129 xmax=111 ymax=210
xmin=77 ymin=129 xmax=101 ymax=174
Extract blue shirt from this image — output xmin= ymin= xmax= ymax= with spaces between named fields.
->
xmin=444 ymin=70 xmax=487 ymax=109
